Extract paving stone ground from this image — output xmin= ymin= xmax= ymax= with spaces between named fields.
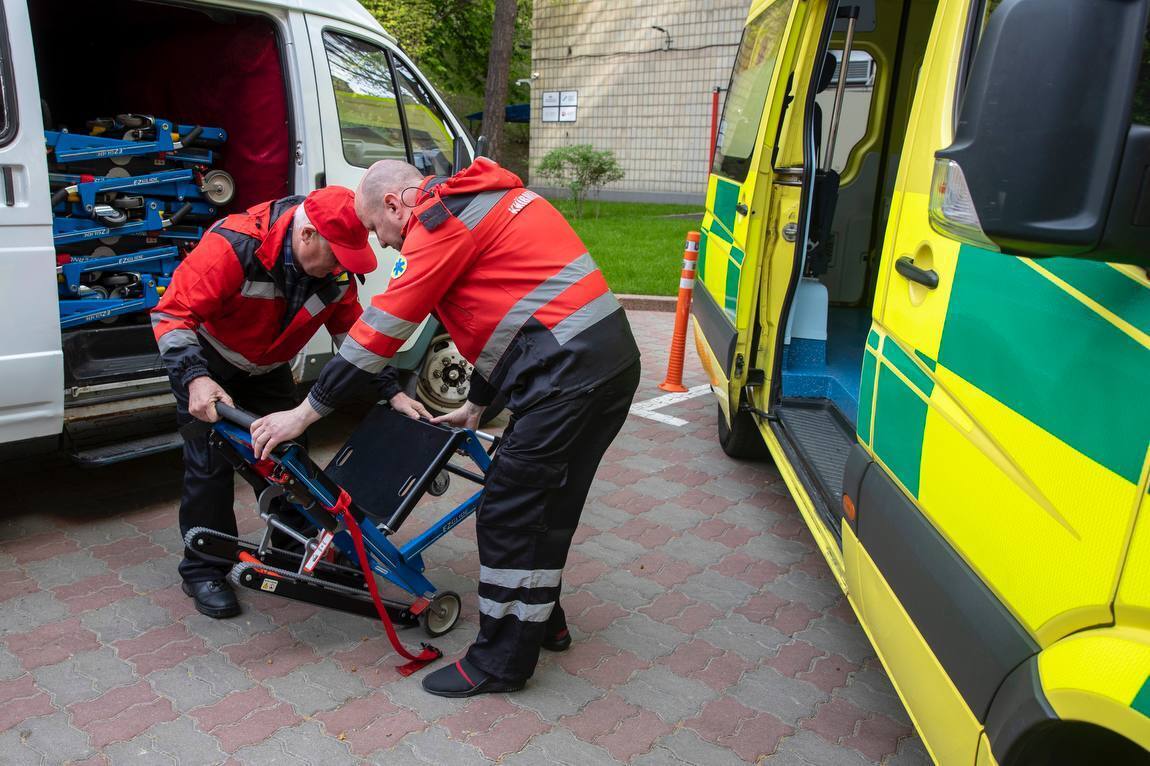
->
xmin=0 ymin=310 xmax=930 ymax=765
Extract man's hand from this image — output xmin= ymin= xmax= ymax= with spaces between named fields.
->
xmin=250 ymin=401 xmax=322 ymax=460
xmin=390 ymin=392 xmax=432 ymax=420
xmin=187 ymin=376 xmax=234 ymax=422
xmin=430 ymin=400 xmax=483 ymax=431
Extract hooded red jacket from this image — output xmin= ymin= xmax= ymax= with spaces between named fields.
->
xmin=307 ymin=159 xmax=639 ymax=415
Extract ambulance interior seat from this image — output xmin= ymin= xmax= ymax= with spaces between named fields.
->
xmin=808 ymin=52 xmax=842 ymax=279
xmin=30 ymin=0 xmax=292 ymax=389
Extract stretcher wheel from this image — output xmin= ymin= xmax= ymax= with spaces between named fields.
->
xmin=421 ymin=591 xmax=461 ymax=637
xmin=428 ymin=470 xmax=450 ymax=497
xmin=200 ymin=170 xmax=235 ymax=206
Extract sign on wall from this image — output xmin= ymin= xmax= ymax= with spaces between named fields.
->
xmin=542 ymin=91 xmax=577 ymax=123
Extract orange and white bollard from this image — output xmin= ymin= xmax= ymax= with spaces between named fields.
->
xmin=659 ymin=231 xmax=701 ymax=393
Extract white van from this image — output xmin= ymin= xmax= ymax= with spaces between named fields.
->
xmin=0 ymin=0 xmax=475 ymax=464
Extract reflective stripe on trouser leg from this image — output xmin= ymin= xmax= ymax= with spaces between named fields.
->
xmin=465 ymin=361 xmax=641 ymax=681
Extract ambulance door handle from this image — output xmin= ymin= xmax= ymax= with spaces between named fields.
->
xmin=895 ymin=256 xmax=939 ymax=289
xmin=735 ymin=202 xmax=749 ymax=216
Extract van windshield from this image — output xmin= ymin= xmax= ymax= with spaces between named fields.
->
xmin=712 ymin=0 xmax=797 ymax=183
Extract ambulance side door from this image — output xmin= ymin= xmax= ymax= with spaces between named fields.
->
xmin=0 ymin=0 xmax=62 ymax=443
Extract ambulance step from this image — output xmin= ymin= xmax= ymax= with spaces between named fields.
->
xmin=72 ymin=431 xmax=183 ymax=466
xmin=774 ymin=401 xmax=854 ymax=509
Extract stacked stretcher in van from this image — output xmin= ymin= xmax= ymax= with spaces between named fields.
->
xmin=47 ymin=114 xmax=235 ymax=329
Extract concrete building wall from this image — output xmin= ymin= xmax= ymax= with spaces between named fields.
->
xmin=529 ymin=0 xmax=750 ymax=204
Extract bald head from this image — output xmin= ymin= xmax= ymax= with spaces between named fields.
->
xmin=354 ymin=161 xmax=426 ymax=250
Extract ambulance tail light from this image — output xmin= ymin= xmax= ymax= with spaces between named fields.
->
xmin=928 ymin=159 xmax=999 ymax=252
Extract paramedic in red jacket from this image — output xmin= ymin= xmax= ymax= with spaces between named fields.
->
xmin=251 ymin=159 xmax=641 ymax=696
xmin=152 ymin=186 xmax=429 ymax=619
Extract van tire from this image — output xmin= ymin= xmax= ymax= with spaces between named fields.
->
xmin=718 ymin=402 xmax=768 ymax=460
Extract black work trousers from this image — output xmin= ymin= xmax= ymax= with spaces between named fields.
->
xmin=466 ymin=360 xmax=641 ymax=680
xmin=171 ymin=362 xmax=302 ymax=583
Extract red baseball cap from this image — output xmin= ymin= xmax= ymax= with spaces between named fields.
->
xmin=303 ymin=186 xmax=377 ymax=274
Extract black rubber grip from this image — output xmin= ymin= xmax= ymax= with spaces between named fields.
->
xmin=215 ymin=403 xmax=257 ymax=429
xmin=51 ymin=187 xmax=70 ymax=206
xmin=169 ymin=202 xmax=194 ymax=226
xmin=181 ymin=125 xmax=204 ymax=146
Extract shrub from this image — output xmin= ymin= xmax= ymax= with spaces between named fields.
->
xmin=535 ymin=144 xmax=624 ymax=217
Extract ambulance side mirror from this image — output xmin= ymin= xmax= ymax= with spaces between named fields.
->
xmin=933 ymin=0 xmax=1150 ymax=268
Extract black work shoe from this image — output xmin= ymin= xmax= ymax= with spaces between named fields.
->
xmin=422 ymin=658 xmax=525 ymax=698
xmin=182 ymin=579 xmax=240 ymax=619
xmin=541 ymin=626 xmax=572 ymax=652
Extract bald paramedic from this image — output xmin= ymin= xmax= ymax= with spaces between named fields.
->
xmin=250 ymin=159 xmax=641 ymax=697
xmin=152 ymin=186 xmax=429 ymax=620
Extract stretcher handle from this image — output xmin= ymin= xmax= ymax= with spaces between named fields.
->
xmin=51 ymin=187 xmax=70 ymax=206
xmin=179 ymin=125 xmax=204 ymax=146
xmin=214 ymin=402 xmax=257 ymax=430
xmin=169 ymin=202 xmax=194 ymax=226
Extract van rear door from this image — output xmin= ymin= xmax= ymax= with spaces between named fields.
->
xmin=0 ymin=0 xmax=62 ymax=442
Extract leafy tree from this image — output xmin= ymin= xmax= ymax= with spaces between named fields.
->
xmin=536 ymin=145 xmax=625 ymax=218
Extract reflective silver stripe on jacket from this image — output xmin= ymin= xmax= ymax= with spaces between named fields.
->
xmin=479 ymin=566 xmax=563 ymax=590
xmin=198 ymin=329 xmax=284 ymax=375
xmin=551 ymin=290 xmax=622 ymax=346
xmin=303 ymin=283 xmax=351 ymax=317
xmin=241 ymin=279 xmax=281 ymax=300
xmin=360 ymin=306 xmax=420 ymax=340
xmin=477 ymin=596 xmax=555 ymax=622
xmin=457 ymin=190 xmax=509 ymax=230
xmin=156 ymin=328 xmax=200 ymax=356
xmin=475 ymin=252 xmax=598 ymax=376
xmin=332 ymin=333 xmax=348 ymax=348
xmin=337 ymin=335 xmax=392 ymax=374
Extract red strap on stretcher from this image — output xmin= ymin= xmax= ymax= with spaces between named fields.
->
xmin=329 ymin=490 xmax=442 ymax=676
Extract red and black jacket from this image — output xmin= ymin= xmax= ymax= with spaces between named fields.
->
xmin=152 ymin=196 xmax=398 ymax=398
xmin=307 ymin=159 xmax=639 ymax=416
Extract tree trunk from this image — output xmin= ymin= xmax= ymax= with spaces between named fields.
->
xmin=480 ymin=0 xmax=517 ymax=163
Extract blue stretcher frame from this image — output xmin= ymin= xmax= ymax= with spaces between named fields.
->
xmin=211 ymin=419 xmax=492 ymax=601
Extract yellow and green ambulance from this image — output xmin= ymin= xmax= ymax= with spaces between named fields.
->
xmin=693 ymin=0 xmax=1150 ymax=762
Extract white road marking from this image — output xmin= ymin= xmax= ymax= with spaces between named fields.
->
xmin=629 ymin=384 xmax=712 ymax=427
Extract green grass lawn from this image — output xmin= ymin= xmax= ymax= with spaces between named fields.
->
xmin=550 ymin=199 xmax=704 ymax=296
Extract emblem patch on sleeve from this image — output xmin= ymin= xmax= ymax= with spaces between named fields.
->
xmin=392 ymin=255 xmax=409 ymax=279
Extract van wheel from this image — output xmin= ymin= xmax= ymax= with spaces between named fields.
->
xmin=415 ymin=332 xmax=505 ymax=426
xmin=718 ymin=402 xmax=768 ymax=460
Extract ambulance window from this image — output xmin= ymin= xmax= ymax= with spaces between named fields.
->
xmin=712 ymin=0 xmax=798 ymax=182
xmin=0 ymin=5 xmax=14 ymax=147
xmin=392 ymin=57 xmax=456 ymax=176
xmin=815 ymin=50 xmax=877 ymax=173
xmin=1131 ymin=24 xmax=1150 ymax=126
xmin=323 ymin=31 xmax=409 ymax=169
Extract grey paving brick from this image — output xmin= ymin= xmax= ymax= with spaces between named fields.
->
xmin=729 ymin=666 xmax=827 ymax=725
xmin=599 ymin=613 xmax=689 ymax=660
xmin=641 ymin=502 xmax=710 ymax=531
xmin=659 ymin=534 xmax=735 ymax=568
xmin=884 ymin=733 xmax=932 ymax=765
xmin=832 ymin=665 xmax=912 ymax=725
xmin=264 ymin=658 xmax=369 ymax=716
xmin=149 ymin=652 xmax=255 ymax=712
xmin=739 ymin=533 xmax=810 ymax=567
xmin=118 ymin=557 xmax=182 ymax=593
xmin=22 ymin=552 xmax=109 ymax=589
xmin=697 ymin=614 xmax=790 ymax=661
xmin=795 ymin=615 xmax=876 ymax=665
xmin=0 ymin=592 xmax=69 ymax=636
xmin=767 ymin=570 xmax=842 ymax=613
xmin=0 ymin=645 xmax=22 ymax=680
xmin=502 ymin=728 xmax=616 ymax=766
xmin=231 ymin=720 xmax=358 ymax=766
xmin=0 ymin=711 xmax=92 ymax=766
xmin=632 ymin=476 xmax=686 ymax=501
xmin=390 ymin=725 xmax=490 ymax=765
xmin=677 ymin=570 xmax=758 ymax=612
xmin=634 ymin=729 xmax=748 ymax=766
xmin=699 ymin=475 xmax=759 ymax=502
xmin=183 ymin=609 xmax=278 ymax=649
xmin=104 ymin=716 xmax=227 ymax=766
xmin=765 ymin=729 xmax=875 ymax=766
xmin=513 ymin=667 xmax=605 ymax=721
xmin=33 ymin=647 xmax=136 ymax=706
xmin=586 ymin=570 xmax=664 ymax=611
xmin=574 ymin=532 xmax=647 ymax=567
xmin=0 ymin=516 xmax=60 ymax=542
xmin=287 ymin=609 xmax=373 ymax=653
xmin=79 ymin=595 xmax=171 ymax=642
xmin=717 ymin=502 xmax=785 ymax=531
xmin=616 ymin=666 xmax=717 ymax=723
xmin=618 ymin=454 xmax=672 ymax=475
xmin=580 ymin=504 xmax=632 ymax=532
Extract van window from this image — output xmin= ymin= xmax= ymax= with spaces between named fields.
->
xmin=323 ymin=31 xmax=408 ymax=169
xmin=392 ymin=58 xmax=455 ymax=176
xmin=0 ymin=5 xmax=16 ymax=147
xmin=712 ymin=0 xmax=798 ymax=182
xmin=815 ymin=50 xmax=877 ymax=173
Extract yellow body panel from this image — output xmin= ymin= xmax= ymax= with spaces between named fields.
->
xmin=843 ymin=526 xmax=981 ymax=766
xmin=975 ymin=734 xmax=1000 ymax=766
xmin=1115 ymin=459 xmax=1150 ymax=630
xmin=1039 ymin=629 xmax=1150 ymax=751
